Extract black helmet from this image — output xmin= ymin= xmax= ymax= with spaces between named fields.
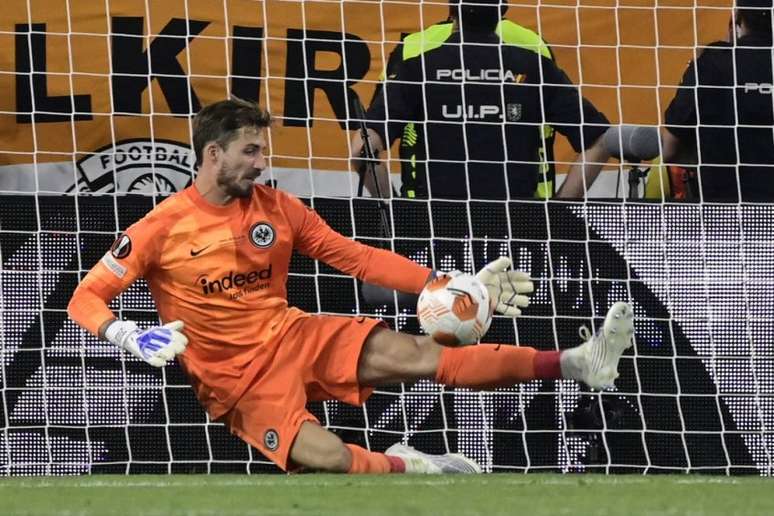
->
xmin=736 ymin=0 xmax=772 ymax=38
xmin=737 ymin=0 xmax=772 ymax=7
xmin=449 ymin=0 xmax=509 ymax=31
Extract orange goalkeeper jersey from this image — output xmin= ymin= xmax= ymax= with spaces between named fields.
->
xmin=68 ymin=184 xmax=431 ymax=419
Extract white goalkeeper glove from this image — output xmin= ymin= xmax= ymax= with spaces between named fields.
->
xmin=104 ymin=320 xmax=188 ymax=367
xmin=475 ymin=257 xmax=534 ymax=317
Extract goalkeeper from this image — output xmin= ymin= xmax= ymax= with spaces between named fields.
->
xmin=68 ymin=98 xmax=634 ymax=474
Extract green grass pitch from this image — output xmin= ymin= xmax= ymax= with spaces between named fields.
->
xmin=0 ymin=474 xmax=771 ymax=516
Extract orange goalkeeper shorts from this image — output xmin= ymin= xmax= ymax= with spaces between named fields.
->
xmin=219 ymin=314 xmax=384 ymax=471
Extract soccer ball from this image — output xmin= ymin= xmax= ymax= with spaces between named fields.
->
xmin=417 ymin=272 xmax=493 ymax=346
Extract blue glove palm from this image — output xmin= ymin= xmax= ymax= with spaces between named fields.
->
xmin=105 ymin=320 xmax=188 ymax=367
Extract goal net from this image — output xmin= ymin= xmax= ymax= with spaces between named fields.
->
xmin=1 ymin=0 xmax=772 ymax=475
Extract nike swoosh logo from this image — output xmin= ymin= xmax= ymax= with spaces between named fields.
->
xmin=190 ymin=244 xmax=212 ymax=257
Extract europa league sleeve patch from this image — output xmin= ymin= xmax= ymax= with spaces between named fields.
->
xmin=110 ymin=233 xmax=133 ymax=259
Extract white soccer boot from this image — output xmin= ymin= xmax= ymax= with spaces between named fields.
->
xmin=385 ymin=443 xmax=482 ymax=474
xmin=560 ymin=301 xmax=635 ymax=390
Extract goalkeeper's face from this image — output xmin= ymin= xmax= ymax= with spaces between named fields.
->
xmin=216 ymin=127 xmax=268 ymax=198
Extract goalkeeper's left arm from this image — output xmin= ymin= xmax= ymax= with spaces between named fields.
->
xmin=284 ymin=189 xmax=535 ymax=311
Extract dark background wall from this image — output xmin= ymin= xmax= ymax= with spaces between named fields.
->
xmin=0 ymin=195 xmax=771 ymax=475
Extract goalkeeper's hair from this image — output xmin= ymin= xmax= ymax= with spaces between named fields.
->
xmin=192 ymin=97 xmax=272 ymax=168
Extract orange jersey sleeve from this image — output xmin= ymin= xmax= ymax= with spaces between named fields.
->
xmin=67 ymin=208 xmax=166 ymax=336
xmin=280 ymin=191 xmax=432 ymax=294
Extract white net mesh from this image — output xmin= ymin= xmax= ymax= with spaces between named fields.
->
xmin=0 ymin=0 xmax=772 ymax=475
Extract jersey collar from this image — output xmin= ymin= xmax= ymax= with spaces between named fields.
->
xmin=185 ymin=183 xmax=246 ymax=216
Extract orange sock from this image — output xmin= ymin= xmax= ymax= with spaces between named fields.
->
xmin=435 ymin=344 xmax=561 ymax=389
xmin=346 ymin=444 xmax=405 ymax=474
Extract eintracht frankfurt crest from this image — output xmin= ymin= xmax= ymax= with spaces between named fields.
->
xmin=264 ymin=429 xmax=279 ymax=451
xmin=250 ymin=222 xmax=276 ymax=249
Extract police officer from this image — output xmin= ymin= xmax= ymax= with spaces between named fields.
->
xmin=662 ymin=0 xmax=774 ymax=202
xmin=351 ymin=0 xmax=611 ymax=201
xmin=361 ymin=0 xmax=560 ymax=200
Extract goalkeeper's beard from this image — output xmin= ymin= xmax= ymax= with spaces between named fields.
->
xmin=216 ymin=163 xmax=259 ymax=198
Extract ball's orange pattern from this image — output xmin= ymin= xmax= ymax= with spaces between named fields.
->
xmin=451 ymin=292 xmax=478 ymax=321
xmin=424 ymin=276 xmax=452 ymax=292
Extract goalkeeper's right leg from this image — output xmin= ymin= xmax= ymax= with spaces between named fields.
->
xmin=289 ymin=421 xmax=481 ymax=474
xmin=384 ymin=443 xmax=481 ymax=474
